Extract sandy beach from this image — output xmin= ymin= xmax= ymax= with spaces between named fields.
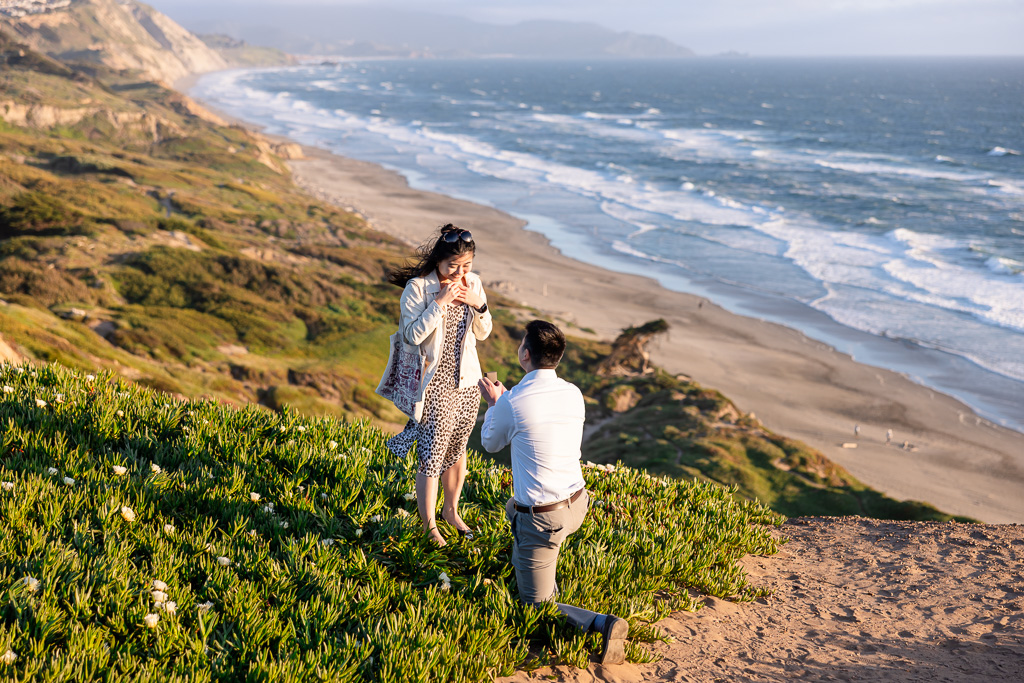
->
xmin=282 ymin=146 xmax=1024 ymax=524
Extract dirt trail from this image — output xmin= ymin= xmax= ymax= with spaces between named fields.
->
xmin=500 ymin=517 xmax=1024 ymax=682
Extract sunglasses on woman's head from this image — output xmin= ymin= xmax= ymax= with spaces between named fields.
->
xmin=442 ymin=229 xmax=473 ymax=243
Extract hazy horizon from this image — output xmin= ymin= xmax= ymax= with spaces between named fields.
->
xmin=152 ymin=0 xmax=1024 ymax=57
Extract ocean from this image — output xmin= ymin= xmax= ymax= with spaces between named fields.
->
xmin=190 ymin=58 xmax=1024 ymax=431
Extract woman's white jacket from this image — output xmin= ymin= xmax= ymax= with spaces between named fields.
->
xmin=399 ymin=270 xmax=492 ymax=403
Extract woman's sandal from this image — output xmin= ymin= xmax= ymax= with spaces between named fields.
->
xmin=441 ymin=513 xmax=475 ymax=540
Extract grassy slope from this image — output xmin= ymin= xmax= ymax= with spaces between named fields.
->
xmin=0 ymin=33 xmax=969 ymax=525
xmin=0 ymin=363 xmax=782 ymax=680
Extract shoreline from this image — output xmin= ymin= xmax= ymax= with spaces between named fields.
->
xmin=179 ymin=71 xmax=1024 ymax=524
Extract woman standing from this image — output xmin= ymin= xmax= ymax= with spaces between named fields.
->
xmin=386 ymin=224 xmax=491 ymax=545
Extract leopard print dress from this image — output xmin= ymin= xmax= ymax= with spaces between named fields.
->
xmin=387 ymin=301 xmax=480 ymax=477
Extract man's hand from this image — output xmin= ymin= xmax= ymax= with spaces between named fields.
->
xmin=478 ymin=377 xmax=506 ymax=407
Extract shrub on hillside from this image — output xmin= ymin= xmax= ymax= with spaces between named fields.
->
xmin=0 ymin=191 xmax=87 ymax=238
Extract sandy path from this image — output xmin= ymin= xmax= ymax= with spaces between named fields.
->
xmin=499 ymin=517 xmax=1024 ymax=682
xmin=286 ymin=148 xmax=1024 ymax=523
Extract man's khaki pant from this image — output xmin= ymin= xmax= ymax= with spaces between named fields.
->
xmin=505 ymin=488 xmax=601 ymax=631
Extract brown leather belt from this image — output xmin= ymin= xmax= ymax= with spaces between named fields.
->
xmin=514 ymin=487 xmax=585 ymax=514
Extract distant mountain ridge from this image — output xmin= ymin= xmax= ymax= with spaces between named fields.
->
xmin=175 ymin=4 xmax=695 ymax=59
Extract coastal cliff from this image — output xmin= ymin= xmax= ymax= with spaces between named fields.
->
xmin=0 ymin=0 xmax=289 ymax=82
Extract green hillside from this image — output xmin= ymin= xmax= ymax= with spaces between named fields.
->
xmin=0 ymin=363 xmax=782 ymax=680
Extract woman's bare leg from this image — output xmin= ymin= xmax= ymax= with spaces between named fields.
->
xmin=440 ymin=455 xmax=471 ymax=531
xmin=416 ymin=472 xmax=446 ymax=545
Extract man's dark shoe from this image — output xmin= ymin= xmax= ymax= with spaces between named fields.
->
xmin=598 ymin=615 xmax=628 ymax=665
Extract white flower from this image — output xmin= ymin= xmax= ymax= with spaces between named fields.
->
xmin=403 ymin=492 xmax=416 ymax=501
xmin=48 ymin=467 xmax=58 ymax=476
xmin=85 ymin=374 xmax=96 ymax=382
xmin=198 ymin=601 xmax=214 ymax=614
xmin=1 ymin=481 xmax=12 ymax=492
xmin=22 ymin=576 xmax=39 ymax=592
xmin=163 ymin=524 xmax=175 ymax=535
xmin=320 ymin=493 xmax=329 ymax=500
xmin=249 ymin=492 xmax=261 ymax=502
xmin=2 ymin=386 xmax=12 ymax=394
xmin=14 ymin=367 xmax=24 ymax=373
xmin=1 ymin=649 xmax=16 ymax=665
xmin=150 ymin=463 xmax=161 ymax=474
xmin=261 ymin=504 xmax=274 ymax=513
xmin=248 ymin=529 xmax=257 ymax=537
xmin=35 ymin=399 xmax=47 ymax=408
xmin=354 ymin=528 xmax=363 ymax=538
xmin=151 ymin=590 xmax=168 ymax=604
xmin=120 ymin=506 xmax=136 ymax=522
xmin=54 ymin=394 xmax=64 ymax=404
xmin=280 ymin=520 xmax=289 ymax=529
xmin=438 ymin=572 xmax=450 ymax=583
xmin=216 ymin=557 xmax=230 ymax=567
xmin=584 ymin=461 xmax=596 ymax=469
xmin=295 ymin=426 xmax=305 ymax=433
xmin=320 ymin=538 xmax=334 ymax=546
xmin=152 ymin=580 xmax=168 ymax=591
xmin=143 ymin=613 xmax=159 ymax=628
xmin=297 ymin=485 xmax=305 ymax=493
xmin=369 ymin=515 xmax=381 ymax=523
xmin=112 ymin=466 xmax=127 ymax=476
xmin=162 ymin=601 xmax=177 ymax=615
xmin=328 ymin=440 xmax=338 ymax=450
xmin=116 ymin=410 xmax=124 ymax=417
xmin=394 ymin=508 xmax=410 ymax=518
xmin=63 ymin=477 xmax=74 ymax=486
xmin=483 ymin=578 xmax=492 ymax=586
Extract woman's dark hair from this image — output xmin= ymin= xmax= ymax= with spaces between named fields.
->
xmin=523 ymin=319 xmax=565 ymax=369
xmin=386 ymin=223 xmax=476 ymax=288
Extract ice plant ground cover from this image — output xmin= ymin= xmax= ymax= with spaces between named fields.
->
xmin=0 ymin=363 xmax=783 ymax=681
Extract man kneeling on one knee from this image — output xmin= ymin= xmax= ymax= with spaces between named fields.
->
xmin=478 ymin=319 xmax=628 ymax=666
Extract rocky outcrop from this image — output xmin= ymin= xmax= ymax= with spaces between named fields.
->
xmin=0 ymin=0 xmax=226 ymax=82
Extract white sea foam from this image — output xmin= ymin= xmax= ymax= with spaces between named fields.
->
xmin=190 ymin=66 xmax=1024 ymax=386
xmin=987 ymin=146 xmax=1021 ymax=157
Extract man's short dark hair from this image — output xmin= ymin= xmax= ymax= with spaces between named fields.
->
xmin=523 ymin=319 xmax=565 ymax=368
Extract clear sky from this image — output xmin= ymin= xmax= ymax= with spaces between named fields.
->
xmin=154 ymin=0 xmax=1024 ymax=56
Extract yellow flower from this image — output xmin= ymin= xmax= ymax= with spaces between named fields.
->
xmin=150 ymin=463 xmax=161 ymax=474
xmin=113 ymin=466 xmax=127 ymax=476
xmin=120 ymin=506 xmax=136 ymax=522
